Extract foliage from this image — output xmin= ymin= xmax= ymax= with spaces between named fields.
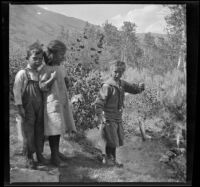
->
xmin=158 ymin=69 xmax=186 ymax=145
xmin=122 ymin=68 xmax=186 ymax=147
xmin=164 ymin=4 xmax=186 ymax=71
xmin=141 ymin=32 xmax=178 ymax=75
xmin=9 ymin=47 xmax=27 ymax=101
xmin=165 ymin=4 xmax=186 ymax=47
xmin=103 ymin=21 xmax=143 ymax=69
xmin=66 ymin=68 xmax=102 ymax=130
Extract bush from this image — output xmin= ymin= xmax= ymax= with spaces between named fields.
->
xmin=158 ymin=69 xmax=186 ymax=146
xmin=9 ymin=47 xmax=27 ymax=101
xmin=122 ymin=68 xmax=186 ymax=147
xmin=67 ymin=68 xmax=102 ymax=130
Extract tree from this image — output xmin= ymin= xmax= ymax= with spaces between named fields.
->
xmin=121 ymin=21 xmax=142 ymax=69
xmin=142 ymin=32 xmax=177 ymax=75
xmin=103 ymin=21 xmax=143 ymax=70
xmin=144 ymin=32 xmax=156 ymax=48
xmin=164 ymin=5 xmax=186 ymax=75
xmin=103 ymin=21 xmax=122 ymax=60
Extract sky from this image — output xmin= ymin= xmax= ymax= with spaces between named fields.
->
xmin=38 ymin=4 xmax=171 ymax=34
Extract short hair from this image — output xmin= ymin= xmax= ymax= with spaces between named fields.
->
xmin=47 ymin=40 xmax=67 ymax=54
xmin=26 ymin=41 xmax=43 ymax=60
xmin=110 ymin=60 xmax=126 ymax=72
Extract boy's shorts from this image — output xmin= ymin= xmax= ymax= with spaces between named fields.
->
xmin=103 ymin=121 xmax=124 ymax=148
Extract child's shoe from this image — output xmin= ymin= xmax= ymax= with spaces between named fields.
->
xmin=37 ymin=154 xmax=50 ymax=165
xmin=145 ymin=134 xmax=152 ymax=140
xmin=105 ymin=156 xmax=115 ymax=166
xmin=26 ymin=158 xmax=37 ymax=169
xmin=58 ymin=152 xmax=68 ymax=161
xmin=102 ymin=154 xmax=106 ymax=164
xmin=113 ymin=160 xmax=124 ymax=168
xmin=51 ymin=154 xmax=68 ymax=167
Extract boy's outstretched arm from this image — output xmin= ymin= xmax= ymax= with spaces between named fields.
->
xmin=122 ymin=80 xmax=145 ymax=94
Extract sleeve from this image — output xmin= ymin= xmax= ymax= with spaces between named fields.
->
xmin=39 ymin=68 xmax=51 ymax=92
xmin=60 ymin=65 xmax=67 ymax=78
xmin=122 ymin=80 xmax=144 ymax=94
xmin=13 ymin=70 xmax=26 ymax=105
xmin=95 ymin=84 xmax=111 ymax=116
xmin=64 ymin=76 xmax=71 ymax=89
xmin=60 ymin=66 xmax=71 ymax=89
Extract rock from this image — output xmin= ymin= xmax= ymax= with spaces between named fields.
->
xmin=61 ymin=140 xmax=77 ymax=156
xmin=63 ymin=147 xmax=74 ymax=156
xmin=159 ymin=155 xmax=169 ymax=163
xmin=10 ymin=167 xmax=60 ymax=182
xmin=85 ymin=127 xmax=106 ymax=154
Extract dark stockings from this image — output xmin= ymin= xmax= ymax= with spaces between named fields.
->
xmin=48 ymin=135 xmax=67 ymax=167
xmin=49 ymin=135 xmax=60 ymax=159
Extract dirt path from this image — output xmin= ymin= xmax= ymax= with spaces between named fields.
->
xmin=9 ymin=103 xmax=178 ymax=183
xmin=59 ymin=135 xmax=177 ymax=183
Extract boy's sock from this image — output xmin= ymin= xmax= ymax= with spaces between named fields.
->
xmin=111 ymin=147 xmax=123 ymax=167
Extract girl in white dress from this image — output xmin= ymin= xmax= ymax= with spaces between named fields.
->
xmin=39 ymin=40 xmax=77 ymax=167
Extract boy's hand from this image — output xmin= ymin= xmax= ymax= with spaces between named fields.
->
xmin=17 ymin=105 xmax=25 ymax=119
xmin=139 ymin=82 xmax=145 ymax=91
xmin=50 ymin=71 xmax=57 ymax=80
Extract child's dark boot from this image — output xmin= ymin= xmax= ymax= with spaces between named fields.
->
xmin=49 ymin=136 xmax=68 ymax=167
xmin=58 ymin=152 xmax=68 ymax=161
xmin=25 ymin=151 xmax=37 ymax=169
xmin=26 ymin=158 xmax=37 ymax=169
xmin=36 ymin=152 xmax=50 ymax=165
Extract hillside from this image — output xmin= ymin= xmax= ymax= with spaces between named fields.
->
xmin=136 ymin=32 xmax=167 ymax=44
xmin=9 ymin=5 xmax=88 ymax=49
xmin=9 ymin=5 xmax=167 ymax=50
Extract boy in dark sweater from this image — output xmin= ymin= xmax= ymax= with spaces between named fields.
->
xmin=95 ymin=60 xmax=145 ymax=167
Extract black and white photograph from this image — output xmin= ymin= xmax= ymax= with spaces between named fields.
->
xmin=7 ymin=3 xmax=189 ymax=183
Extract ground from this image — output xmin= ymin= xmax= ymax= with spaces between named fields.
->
xmin=9 ymin=102 xmax=181 ymax=183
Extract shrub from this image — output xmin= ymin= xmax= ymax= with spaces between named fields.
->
xmin=64 ymin=62 xmax=102 ymax=131
xmin=122 ymin=68 xmax=186 ymax=147
xmin=9 ymin=47 xmax=27 ymax=101
xmin=158 ymin=69 xmax=186 ymax=146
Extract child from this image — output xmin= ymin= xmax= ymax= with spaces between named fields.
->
xmin=39 ymin=40 xmax=77 ymax=167
xmin=13 ymin=41 xmax=49 ymax=169
xmin=95 ymin=60 xmax=145 ymax=167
